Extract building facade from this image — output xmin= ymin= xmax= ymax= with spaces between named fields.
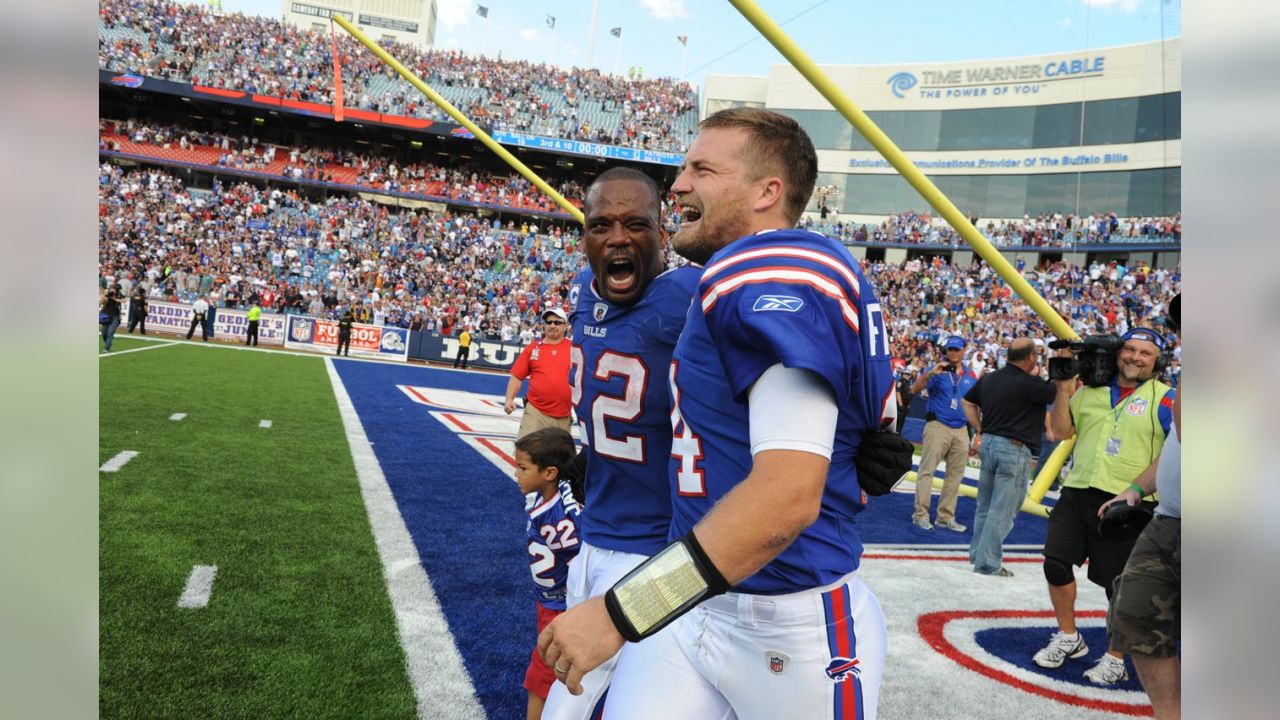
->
xmin=281 ymin=0 xmax=437 ymax=48
xmin=703 ymin=40 xmax=1180 ymax=220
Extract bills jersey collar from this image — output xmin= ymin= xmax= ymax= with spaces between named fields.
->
xmin=529 ymin=492 xmax=562 ymax=519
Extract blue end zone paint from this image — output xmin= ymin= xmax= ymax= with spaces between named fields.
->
xmin=974 ymin=626 xmax=1144 ymax=692
xmin=334 ymin=361 xmax=529 ymax=719
xmin=857 ymin=489 xmax=1050 ymax=546
xmin=330 ymin=359 xmax=1058 ymax=716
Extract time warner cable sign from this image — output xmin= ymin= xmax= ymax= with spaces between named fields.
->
xmin=887 ymin=55 xmax=1105 ymax=100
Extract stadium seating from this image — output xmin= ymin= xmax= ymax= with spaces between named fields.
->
xmin=97 ymin=0 xmax=699 ymax=153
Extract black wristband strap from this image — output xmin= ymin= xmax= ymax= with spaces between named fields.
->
xmin=603 ymin=530 xmax=731 ymax=643
xmin=682 ymin=530 xmax=731 ymax=595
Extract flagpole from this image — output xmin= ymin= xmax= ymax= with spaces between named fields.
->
xmin=587 ymin=0 xmax=599 ymax=70
xmin=680 ymin=42 xmax=688 ymax=78
xmin=613 ymin=34 xmax=621 ymax=76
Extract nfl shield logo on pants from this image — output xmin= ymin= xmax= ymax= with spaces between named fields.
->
xmin=766 ymin=651 xmax=789 ymax=675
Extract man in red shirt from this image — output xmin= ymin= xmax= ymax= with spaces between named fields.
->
xmin=505 ymin=307 xmax=573 ymax=438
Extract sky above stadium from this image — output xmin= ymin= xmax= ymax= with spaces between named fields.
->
xmin=182 ymin=0 xmax=1181 ymax=89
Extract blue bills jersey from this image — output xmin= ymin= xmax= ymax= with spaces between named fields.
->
xmin=568 ymin=264 xmax=701 ymax=555
xmin=667 ymin=229 xmax=896 ymax=595
xmin=526 ymin=479 xmax=583 ymax=610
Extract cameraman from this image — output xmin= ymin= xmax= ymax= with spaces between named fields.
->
xmin=1033 ymin=327 xmax=1175 ymax=685
xmin=1100 ymin=294 xmax=1180 ymax=717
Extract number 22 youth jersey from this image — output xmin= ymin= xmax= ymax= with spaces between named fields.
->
xmin=667 ymin=229 xmax=896 ymax=595
xmin=568 ymin=264 xmax=701 ymax=555
xmin=526 ymin=479 xmax=582 ymax=610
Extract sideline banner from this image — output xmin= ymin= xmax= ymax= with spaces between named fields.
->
xmin=213 ymin=306 xmax=287 ymax=344
xmin=284 ymin=315 xmax=409 ymax=362
xmin=131 ymin=300 xmax=286 ymax=345
xmin=413 ymin=333 xmax=524 ymax=370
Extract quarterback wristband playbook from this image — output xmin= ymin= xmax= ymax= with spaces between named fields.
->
xmin=604 ymin=531 xmax=731 ymax=642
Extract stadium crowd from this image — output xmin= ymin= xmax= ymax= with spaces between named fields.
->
xmin=97 ymin=0 xmax=699 ymax=153
xmin=98 ymin=163 xmax=587 ymax=341
xmin=802 ymin=210 xmax=1181 ymax=247
xmin=874 ymin=255 xmax=1181 ymax=384
xmin=100 ymin=118 xmax=586 ymax=215
xmin=98 ymin=159 xmax=1179 ymax=381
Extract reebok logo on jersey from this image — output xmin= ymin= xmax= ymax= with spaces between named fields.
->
xmin=765 ymin=651 xmax=790 ymax=675
xmin=752 ymin=295 xmax=804 ymax=313
xmin=825 ymin=657 xmax=861 ymax=683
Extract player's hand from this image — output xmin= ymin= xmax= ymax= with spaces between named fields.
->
xmin=1097 ymin=488 xmax=1141 ymax=518
xmin=503 ymin=398 xmax=516 ymax=414
xmin=537 ymin=596 xmax=624 ymax=696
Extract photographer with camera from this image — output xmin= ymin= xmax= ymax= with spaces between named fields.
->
xmin=1033 ymin=326 xmax=1175 ymax=685
xmin=908 ymin=336 xmax=979 ymax=532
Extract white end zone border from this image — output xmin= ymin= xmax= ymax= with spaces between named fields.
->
xmin=326 ymin=359 xmax=485 ymax=720
xmin=398 ymin=385 xmax=581 ymax=487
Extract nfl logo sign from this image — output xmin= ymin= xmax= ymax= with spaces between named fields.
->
xmin=291 ymin=319 xmax=312 ymax=342
xmin=593 ymin=303 xmax=608 ymax=322
xmin=1125 ymin=396 xmax=1148 ymax=416
xmin=765 ymin=651 xmax=788 ymax=675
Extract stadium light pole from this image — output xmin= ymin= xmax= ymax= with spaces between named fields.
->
xmin=330 ymin=15 xmax=584 ymax=224
xmin=726 ymin=0 xmax=1077 ymax=343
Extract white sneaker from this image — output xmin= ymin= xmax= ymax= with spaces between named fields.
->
xmin=913 ymin=517 xmax=933 ymax=530
xmin=1083 ymin=654 xmax=1129 ymax=685
xmin=935 ymin=519 xmax=967 ymax=532
xmin=1032 ymin=632 xmax=1089 ymax=668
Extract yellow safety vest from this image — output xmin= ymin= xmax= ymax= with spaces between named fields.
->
xmin=1064 ymin=378 xmax=1171 ymax=495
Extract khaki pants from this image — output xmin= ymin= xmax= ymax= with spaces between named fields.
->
xmin=516 ymin=403 xmax=572 ymax=439
xmin=914 ymin=420 xmax=969 ymax=523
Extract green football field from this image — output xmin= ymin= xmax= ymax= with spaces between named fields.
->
xmin=99 ymin=337 xmax=417 ymax=719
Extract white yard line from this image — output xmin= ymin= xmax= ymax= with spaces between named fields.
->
xmin=177 ymin=565 xmax=218 ymax=609
xmin=99 ymin=451 xmax=138 ymax=473
xmin=170 ymin=413 xmax=187 ymax=421
xmin=324 ymin=358 xmax=485 ymax=720
xmin=258 ymin=420 xmax=272 ymax=429
xmin=99 ymin=341 xmax=179 ymax=358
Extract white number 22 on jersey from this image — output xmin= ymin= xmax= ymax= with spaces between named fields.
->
xmin=570 ymin=346 xmax=648 ymax=463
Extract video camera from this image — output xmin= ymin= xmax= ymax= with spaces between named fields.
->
xmin=1047 ymin=334 xmax=1124 ymax=387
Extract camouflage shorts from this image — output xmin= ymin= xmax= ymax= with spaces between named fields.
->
xmin=1107 ymin=515 xmax=1180 ymax=657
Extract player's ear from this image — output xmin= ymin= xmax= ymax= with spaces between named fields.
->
xmin=752 ymin=176 xmax=784 ymax=214
xmin=545 ymin=466 xmax=560 ymax=482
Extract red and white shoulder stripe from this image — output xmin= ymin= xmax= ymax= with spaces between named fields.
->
xmin=701 ymin=266 xmax=861 ymax=334
xmin=701 ymin=245 xmax=862 ymax=300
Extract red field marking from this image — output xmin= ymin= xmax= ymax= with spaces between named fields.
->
xmin=917 ymin=609 xmax=1152 ymax=717
xmin=477 ymin=437 xmax=516 ymax=467
xmin=441 ymin=413 xmax=475 ymax=432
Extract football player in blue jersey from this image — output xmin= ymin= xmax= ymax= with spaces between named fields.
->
xmin=540 ymin=109 xmax=897 ymax=720
xmin=541 ymin=166 xmax=701 ymax=720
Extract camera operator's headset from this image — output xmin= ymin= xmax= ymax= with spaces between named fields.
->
xmin=1123 ymin=327 xmax=1171 ymax=376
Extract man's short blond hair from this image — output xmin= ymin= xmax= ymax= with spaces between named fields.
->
xmin=698 ymin=108 xmax=818 ymax=224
